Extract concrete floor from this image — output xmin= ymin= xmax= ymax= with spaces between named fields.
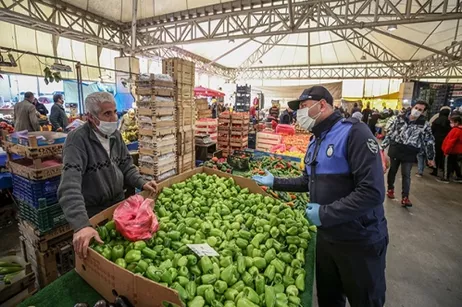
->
xmin=2 ymin=168 xmax=462 ymax=306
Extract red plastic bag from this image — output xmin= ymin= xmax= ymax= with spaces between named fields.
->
xmin=113 ymin=195 xmax=159 ymax=241
xmin=380 ymin=150 xmax=390 ymax=174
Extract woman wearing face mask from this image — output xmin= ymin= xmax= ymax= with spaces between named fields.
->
xmin=57 ymin=92 xmax=158 ymax=260
xmin=381 ymin=101 xmax=436 ymax=207
xmin=252 ymin=86 xmax=388 ymax=307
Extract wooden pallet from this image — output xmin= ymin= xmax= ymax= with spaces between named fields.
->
xmin=136 ymin=97 xmax=175 ymax=108
xmin=139 ymin=126 xmax=177 ymax=137
xmin=175 ymin=85 xmax=194 ymax=100
xmin=18 ymin=219 xmax=72 ymax=253
xmin=138 ymin=106 xmax=176 ymax=117
xmin=135 ymin=87 xmax=175 ymax=97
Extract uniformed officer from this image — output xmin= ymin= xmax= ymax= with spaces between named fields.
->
xmin=252 ymin=86 xmax=388 ymax=307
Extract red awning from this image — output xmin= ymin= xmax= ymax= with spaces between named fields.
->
xmin=194 ymin=86 xmax=225 ymax=98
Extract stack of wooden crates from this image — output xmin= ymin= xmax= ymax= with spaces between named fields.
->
xmin=217 ymin=112 xmax=250 ymax=157
xmin=162 ymin=58 xmax=196 ymax=173
xmin=2 ymin=132 xmax=74 ymax=289
xmin=195 ymin=98 xmax=212 ymax=119
xmin=135 ymin=74 xmax=178 ymax=182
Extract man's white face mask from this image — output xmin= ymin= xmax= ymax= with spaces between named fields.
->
xmin=297 ymin=101 xmax=322 ymax=131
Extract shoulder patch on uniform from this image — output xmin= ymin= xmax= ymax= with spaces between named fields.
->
xmin=326 ymin=144 xmax=334 ymax=157
xmin=366 ymin=138 xmax=379 ymax=154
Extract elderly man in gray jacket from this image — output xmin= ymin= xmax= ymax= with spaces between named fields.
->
xmin=58 ymin=92 xmax=157 ymax=259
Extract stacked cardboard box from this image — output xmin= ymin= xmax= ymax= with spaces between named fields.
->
xmin=135 ymin=74 xmax=177 ymax=182
xmin=195 ymin=98 xmax=212 ymax=119
xmin=162 ymin=58 xmax=196 ymax=173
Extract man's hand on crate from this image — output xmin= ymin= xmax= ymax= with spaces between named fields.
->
xmin=143 ymin=179 xmax=158 ymax=194
xmin=73 ymin=226 xmax=104 ymax=259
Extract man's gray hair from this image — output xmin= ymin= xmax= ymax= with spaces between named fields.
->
xmin=85 ymin=92 xmax=115 ymax=115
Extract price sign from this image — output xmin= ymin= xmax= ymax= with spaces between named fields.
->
xmin=187 ymin=244 xmax=219 ymax=257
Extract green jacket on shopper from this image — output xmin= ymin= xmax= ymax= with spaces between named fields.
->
xmin=58 ymin=122 xmax=146 ymax=232
xmin=49 ymin=102 xmax=69 ymax=131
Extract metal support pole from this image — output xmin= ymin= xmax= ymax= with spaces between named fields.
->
xmin=131 ymin=0 xmax=138 ymax=52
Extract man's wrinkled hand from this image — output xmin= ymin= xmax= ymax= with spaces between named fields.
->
xmin=73 ymin=226 xmax=103 ymax=259
xmin=143 ymin=180 xmax=158 ymax=193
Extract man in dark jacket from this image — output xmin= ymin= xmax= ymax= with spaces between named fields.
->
xmin=362 ymin=102 xmax=372 ymax=123
xmin=382 ymin=101 xmax=435 ymax=207
xmin=279 ymin=107 xmax=293 ymax=124
xmin=252 ymin=86 xmax=388 ymax=307
xmin=351 ymin=102 xmax=361 ymax=114
xmin=430 ymin=108 xmax=451 ymax=176
xmin=33 ymin=98 xmax=48 ymax=116
xmin=50 ymin=94 xmax=68 ymax=132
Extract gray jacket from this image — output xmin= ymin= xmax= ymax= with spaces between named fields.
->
xmin=13 ymin=100 xmax=40 ymax=132
xmin=58 ymin=122 xmax=146 ymax=231
xmin=50 ymin=103 xmax=68 ymax=131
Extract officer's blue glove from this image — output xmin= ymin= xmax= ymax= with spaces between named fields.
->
xmin=251 ymin=169 xmax=274 ymax=188
xmin=306 ymin=203 xmax=322 ymax=226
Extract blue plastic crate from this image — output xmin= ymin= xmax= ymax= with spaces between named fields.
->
xmin=12 ymin=174 xmax=60 ymax=208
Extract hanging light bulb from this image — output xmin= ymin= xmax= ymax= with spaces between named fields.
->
xmin=360 ymin=54 xmax=367 ymax=60
xmin=387 ymin=24 xmax=398 ymax=32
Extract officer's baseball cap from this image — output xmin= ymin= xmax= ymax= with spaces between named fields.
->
xmin=288 ymin=86 xmax=334 ymax=110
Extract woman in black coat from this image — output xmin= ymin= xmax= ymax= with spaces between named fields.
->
xmin=431 ymin=108 xmax=451 ymax=176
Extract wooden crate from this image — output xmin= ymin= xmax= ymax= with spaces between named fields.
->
xmin=162 ymin=58 xmax=195 ymax=85
xmin=136 ymin=87 xmax=175 ymax=97
xmin=197 ymin=109 xmax=212 ymax=119
xmin=136 ymin=97 xmax=176 ymax=108
xmin=7 ymin=158 xmax=62 ymax=180
xmin=175 ymin=84 xmax=194 ymax=101
xmin=3 ymin=141 xmax=62 ymax=160
xmin=21 ymin=237 xmax=74 ymax=289
xmin=140 ymin=163 xmax=177 ymax=177
xmin=177 ymin=130 xmax=195 ymax=155
xmin=195 ymin=98 xmax=209 ymax=110
xmin=0 ymin=262 xmax=36 ymax=306
xmin=177 ymin=105 xmax=195 ymax=126
xmin=139 ymin=144 xmax=177 ymax=156
xmin=230 ymin=136 xmax=249 ymax=147
xmin=139 ymin=127 xmax=177 ymax=137
xmin=18 ymin=219 xmax=72 ymax=253
xmin=138 ymin=106 xmax=176 ymax=117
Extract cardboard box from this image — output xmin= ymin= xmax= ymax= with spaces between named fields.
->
xmin=76 ymin=167 xmax=267 ymax=307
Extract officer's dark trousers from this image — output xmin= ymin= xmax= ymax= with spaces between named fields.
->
xmin=316 ymin=236 xmax=388 ymax=307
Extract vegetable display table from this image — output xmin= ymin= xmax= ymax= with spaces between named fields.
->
xmin=18 ymin=270 xmax=102 ymax=307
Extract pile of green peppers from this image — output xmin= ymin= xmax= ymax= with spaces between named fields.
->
xmin=91 ymin=173 xmax=316 ymax=307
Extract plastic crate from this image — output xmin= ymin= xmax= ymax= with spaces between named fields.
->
xmin=12 ymin=174 xmax=60 ymax=208
xmin=19 ymin=201 xmax=66 ymax=234
xmin=126 ymin=141 xmax=139 ymax=151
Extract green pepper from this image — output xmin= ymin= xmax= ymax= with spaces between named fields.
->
xmin=213 ymin=262 xmax=221 ymax=279
xmin=273 ymin=283 xmax=284 ymax=294
xmin=220 ymin=265 xmax=235 ymax=285
xmin=135 ymin=259 xmax=149 ymax=273
xmin=104 ymin=220 xmax=116 ymax=231
xmin=253 ymin=257 xmax=267 ymax=270
xmin=205 ymin=287 xmax=215 ymax=304
xmin=286 ymin=226 xmax=298 ymax=236
xmin=224 ymin=301 xmax=236 ymax=307
xmin=295 ymin=273 xmax=305 ymax=291
xmin=286 ymin=285 xmax=299 ymax=297
xmin=264 ymin=264 xmax=276 ymax=281
xmin=244 ymin=287 xmax=260 ymax=305
xmin=197 ymin=285 xmax=213 ymax=297
xmin=178 ymin=266 xmax=189 ymax=277
xmin=190 ymin=265 xmax=201 ymax=276
xmin=224 ymin=288 xmax=239 ymax=301
xmin=126 ymin=262 xmax=137 ymax=273
xmin=291 ymin=259 xmax=302 ymax=269
xmin=215 ymin=280 xmax=228 ymax=294
xmin=172 ymin=282 xmax=189 ymax=302
xmin=159 ymin=259 xmax=173 ymax=271
xmin=237 ymin=256 xmax=246 ymax=274
xmin=264 ymin=248 xmax=277 ymax=264
xmin=265 ymin=285 xmax=276 ymax=307
xmin=141 ymin=247 xmax=157 ymax=260
xmin=244 ymin=257 xmax=253 ymax=268
xmin=231 ymin=280 xmax=245 ymax=292
xmin=189 ymin=296 xmax=205 ymax=307
xmin=236 ymin=298 xmax=258 ymax=307
xmin=238 ymin=230 xmax=252 ymax=240
xmin=134 ymin=240 xmax=147 ymax=250
xmin=283 ymin=275 xmax=295 ymax=287
xmin=248 ymin=266 xmax=259 ymax=277
xmin=288 ymin=295 xmax=301 ymax=305
xmin=250 ymin=234 xmax=265 ymax=248
xmin=236 ymin=238 xmax=249 ymax=249
xmin=200 ymin=256 xmax=213 ymax=274
xmin=93 ymin=245 xmax=104 ymax=254
xmin=270 ymin=227 xmax=280 ymax=238
xmin=146 ymin=266 xmax=161 ymax=281
xmin=115 ymin=258 xmax=127 ymax=269
xmin=111 ymin=244 xmax=124 ymax=261
xmin=296 ymin=248 xmax=305 ymax=264
xmin=125 ymin=250 xmax=141 ymax=263
xmin=109 ymin=229 xmax=117 ymax=238
xmin=186 ymin=281 xmax=197 ymax=298
xmin=201 ymin=274 xmax=217 ymax=284
xmin=285 ymin=266 xmax=294 ymax=278
xmin=168 ymin=231 xmax=181 ymax=241
xmin=242 ymin=272 xmax=253 ymax=286
xmin=255 ymin=274 xmax=265 ymax=295
xmin=275 ymin=293 xmax=288 ymax=307
xmin=161 ymin=269 xmax=174 ymax=285
xmin=97 ymin=226 xmax=108 ymax=241
xmin=101 ymin=246 xmax=112 ymax=260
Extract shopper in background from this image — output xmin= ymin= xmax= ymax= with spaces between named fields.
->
xmin=362 ymin=102 xmax=372 ymax=124
xmin=351 ymin=102 xmax=361 ymax=114
xmin=50 ymin=94 xmax=68 ymax=132
xmin=430 ymin=106 xmax=451 ymax=124
xmin=368 ymin=110 xmax=380 ymax=135
xmin=430 ymin=108 xmax=451 ymax=176
xmin=382 ymin=101 xmax=435 ymax=207
xmin=352 ymin=111 xmax=363 ymax=121
xmin=279 ymin=106 xmax=294 ymax=124
xmin=33 ymin=97 xmax=48 ymax=116
xmin=253 ymin=86 xmax=388 ymax=307
xmin=58 ymin=92 xmax=158 ymax=259
xmin=438 ymin=113 xmax=462 ymax=183
xmin=13 ymin=91 xmax=41 ymax=132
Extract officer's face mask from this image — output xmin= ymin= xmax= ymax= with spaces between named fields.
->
xmin=298 ymin=101 xmax=322 ymax=131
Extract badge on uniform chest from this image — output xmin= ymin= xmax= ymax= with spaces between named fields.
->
xmin=326 ymin=144 xmax=334 ymax=157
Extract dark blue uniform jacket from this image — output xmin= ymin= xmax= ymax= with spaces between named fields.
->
xmin=273 ymin=111 xmax=388 ymax=244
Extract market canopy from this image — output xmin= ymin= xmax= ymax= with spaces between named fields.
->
xmin=194 ymin=86 xmax=225 ymax=98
